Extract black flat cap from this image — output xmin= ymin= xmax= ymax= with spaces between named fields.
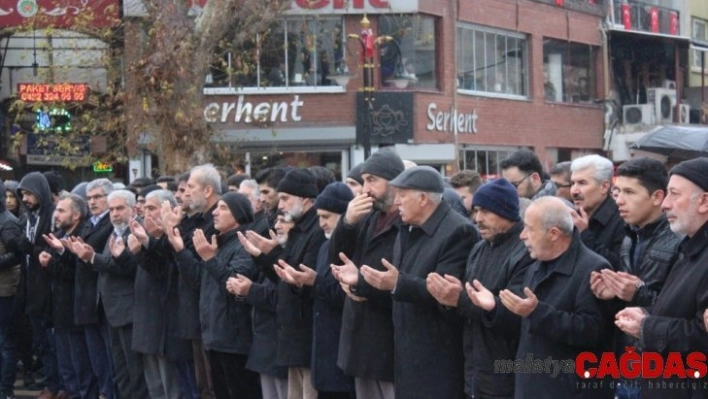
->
xmin=389 ymin=166 xmax=444 ymax=193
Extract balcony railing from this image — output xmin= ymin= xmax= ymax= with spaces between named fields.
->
xmin=611 ymin=1 xmax=680 ymax=36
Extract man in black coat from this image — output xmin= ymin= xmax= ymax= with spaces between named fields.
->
xmin=590 ymin=158 xmax=681 ymax=398
xmin=40 ymin=194 xmax=98 ymax=398
xmin=15 ymin=172 xmax=61 ymax=398
xmin=239 ymin=169 xmax=325 ymax=399
xmin=616 ymin=157 xmax=708 ymax=398
xmin=569 ymin=154 xmax=625 ymax=269
xmin=428 ymin=178 xmax=533 ymax=398
xmin=499 ymin=197 xmax=613 ymax=399
xmin=67 ymin=190 xmax=149 ymax=399
xmin=329 ymin=149 xmax=404 ymax=399
xmin=359 ymin=166 xmax=479 ymax=399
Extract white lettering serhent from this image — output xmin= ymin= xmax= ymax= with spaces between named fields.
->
xmin=203 ymin=95 xmax=304 ymax=124
xmin=426 ymin=103 xmax=478 ymax=134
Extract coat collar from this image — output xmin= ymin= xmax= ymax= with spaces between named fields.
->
xmin=680 ymin=221 xmax=708 ymax=260
xmin=529 ymin=229 xmax=584 ymax=288
xmin=589 ymin=195 xmax=619 ymax=227
xmin=489 ymin=221 xmax=524 ymax=247
xmin=417 ymin=200 xmax=452 ymax=237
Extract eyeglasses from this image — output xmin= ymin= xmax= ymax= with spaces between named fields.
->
xmin=553 ymin=182 xmax=572 ymax=188
xmin=510 ymin=174 xmax=531 ymax=188
xmin=87 ymin=194 xmax=106 ymax=201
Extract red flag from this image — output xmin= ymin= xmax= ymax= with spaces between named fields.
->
xmin=622 ymin=3 xmax=631 ymax=30
xmin=650 ymin=8 xmax=659 ymax=33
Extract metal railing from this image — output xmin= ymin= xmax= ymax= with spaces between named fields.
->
xmin=611 ymin=1 xmax=680 ymax=36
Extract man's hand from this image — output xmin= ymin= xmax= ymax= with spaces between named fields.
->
xmin=160 ymin=201 xmax=183 ymax=231
xmin=144 ymin=215 xmax=164 ymax=238
xmin=38 ymin=251 xmax=52 ymax=268
xmin=500 ymin=287 xmax=539 ymax=317
xmin=426 ymin=273 xmax=462 ymax=307
xmin=108 ymin=234 xmax=125 ymax=258
xmin=615 ymin=307 xmax=647 ymax=338
xmin=570 ymin=207 xmax=589 ymax=232
xmin=127 ymin=234 xmax=142 ymax=255
xmin=344 ymin=193 xmax=374 ymax=225
xmin=42 ymin=233 xmax=64 ymax=251
xmin=165 ymin=225 xmax=184 ymax=253
xmin=361 ymin=258 xmax=399 ymax=291
xmin=274 ymin=259 xmax=316 ymax=287
xmin=129 ymin=219 xmax=150 ymax=246
xmin=465 ymin=279 xmax=496 ymax=311
xmin=244 ymin=230 xmax=279 ymax=255
xmin=601 ymin=269 xmax=642 ymax=302
xmin=67 ymin=236 xmax=94 ymax=263
xmin=331 ymin=252 xmax=360 ymax=286
xmin=226 ymin=274 xmax=253 ymax=296
xmin=590 ymin=271 xmax=615 ymax=300
xmin=193 ymin=229 xmax=218 ymax=261
xmin=237 ymin=231 xmax=262 ymax=257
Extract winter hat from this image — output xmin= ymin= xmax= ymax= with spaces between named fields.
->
xmin=316 ymin=182 xmax=354 ymax=215
xmin=43 ymin=171 xmax=66 ymax=195
xmin=346 ymin=163 xmax=364 ymax=185
xmin=389 ymin=166 xmax=444 ymax=193
xmin=360 ymin=148 xmax=405 ymax=181
xmin=472 ymin=179 xmax=520 ymax=222
xmin=138 ymin=184 xmax=162 ymax=199
xmin=277 ymin=169 xmax=318 ymax=199
xmin=220 ymin=192 xmax=254 ymax=225
xmin=670 ymin=157 xmax=708 ymax=192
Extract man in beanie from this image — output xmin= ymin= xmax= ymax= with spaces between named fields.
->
xmin=275 ymin=182 xmax=355 ymax=398
xmin=43 ymin=171 xmax=67 ymax=204
xmin=329 ymin=148 xmax=405 ymax=399
xmin=616 ymin=157 xmax=708 ymax=398
xmin=345 ymin=163 xmax=364 ymax=195
xmin=428 ymin=178 xmax=533 ymax=398
xmin=352 ymin=166 xmax=479 ymax=399
xmin=239 ymin=168 xmax=325 ymax=399
xmin=167 ymin=191 xmax=261 ymax=398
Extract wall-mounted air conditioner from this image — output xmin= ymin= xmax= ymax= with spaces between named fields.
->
xmin=679 ymin=104 xmax=691 ymax=124
xmin=623 ymin=104 xmax=655 ymax=126
xmin=647 ymin=88 xmax=677 ymax=124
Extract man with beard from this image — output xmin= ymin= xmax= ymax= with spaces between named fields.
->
xmin=66 ymin=190 xmax=149 ymax=399
xmin=329 ymin=149 xmax=405 ymax=399
xmin=501 ymin=150 xmax=557 ymax=200
xmin=240 ymin=179 xmax=270 ymax=237
xmin=275 ymin=182 xmax=355 ymax=398
xmin=570 ymin=154 xmax=624 ymax=269
xmin=427 ymin=179 xmax=533 ymax=398
xmin=239 ymin=169 xmax=325 ymax=399
xmin=15 ymin=172 xmax=61 ymax=399
xmin=355 ymin=166 xmax=478 ymax=399
xmin=616 ymin=158 xmax=708 ymax=398
xmin=255 ymin=167 xmax=290 ymax=228
xmin=39 ymin=194 xmax=98 ymax=399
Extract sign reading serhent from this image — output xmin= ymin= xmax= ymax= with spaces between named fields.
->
xmin=204 ymin=96 xmax=304 ymax=124
xmin=426 ymin=103 xmax=478 ymax=134
xmin=288 ymin=0 xmax=419 ymax=14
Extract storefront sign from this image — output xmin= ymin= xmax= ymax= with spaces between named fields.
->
xmin=204 ymin=95 xmax=304 ymax=124
xmin=0 ymin=0 xmax=120 ymax=28
xmin=18 ymin=83 xmax=88 ymax=103
xmin=289 ymin=0 xmax=418 ymax=14
xmin=426 ymin=103 xmax=478 ymax=134
xmin=356 ymin=92 xmax=414 ymax=145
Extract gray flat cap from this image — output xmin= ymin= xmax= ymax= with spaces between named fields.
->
xmin=389 ymin=166 xmax=444 ymax=193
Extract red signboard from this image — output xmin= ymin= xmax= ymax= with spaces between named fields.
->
xmin=17 ymin=83 xmax=88 ymax=102
xmin=0 ymin=0 xmax=120 ymax=29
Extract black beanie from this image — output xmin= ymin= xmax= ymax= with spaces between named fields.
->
xmin=139 ymin=184 xmax=162 ymax=199
xmin=346 ymin=163 xmax=364 ymax=185
xmin=670 ymin=157 xmax=708 ymax=192
xmin=315 ymin=182 xmax=354 ymax=214
xmin=277 ymin=169 xmax=319 ymax=198
xmin=220 ymin=192 xmax=254 ymax=225
xmin=360 ymin=149 xmax=405 ymax=181
xmin=43 ymin=171 xmax=65 ymax=195
xmin=472 ymin=179 xmax=520 ymax=222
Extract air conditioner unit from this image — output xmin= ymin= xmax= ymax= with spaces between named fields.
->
xmin=647 ymin=88 xmax=677 ymax=124
xmin=662 ymin=80 xmax=677 ymax=90
xmin=623 ymin=104 xmax=655 ymax=126
xmin=679 ymin=104 xmax=691 ymax=124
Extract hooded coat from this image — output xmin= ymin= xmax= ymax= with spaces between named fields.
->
xmin=16 ymin=172 xmax=55 ymax=317
xmin=0 ymin=180 xmax=22 ymax=298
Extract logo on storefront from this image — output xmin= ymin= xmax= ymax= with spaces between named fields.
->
xmin=17 ymin=0 xmax=38 ymax=17
xmin=576 ymin=347 xmax=707 ymax=380
xmin=426 ymin=103 xmax=478 ymax=134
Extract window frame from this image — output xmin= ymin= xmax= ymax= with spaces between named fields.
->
xmin=456 ymin=23 xmax=529 ymax=101
xmin=542 ymin=38 xmax=597 ymax=104
xmin=692 ymin=18 xmax=708 ymax=73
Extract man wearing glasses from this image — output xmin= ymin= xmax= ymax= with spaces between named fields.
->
xmin=500 ymin=150 xmax=557 ymax=200
xmin=549 ymin=161 xmax=573 ymax=203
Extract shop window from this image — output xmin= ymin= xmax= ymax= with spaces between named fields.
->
xmin=456 ymin=24 xmax=528 ymax=99
xmin=208 ymin=17 xmax=345 ymax=89
xmin=378 ymin=14 xmax=438 ymax=90
xmin=692 ymin=18 xmax=708 ymax=72
xmin=543 ymin=39 xmax=597 ymax=104
xmin=459 ymin=147 xmax=520 ymax=179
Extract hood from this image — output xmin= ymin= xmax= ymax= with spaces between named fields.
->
xmin=17 ymin=172 xmax=53 ymax=212
xmin=0 ymin=180 xmax=6 ymax=213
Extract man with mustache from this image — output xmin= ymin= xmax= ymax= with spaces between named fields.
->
xmin=569 ymin=154 xmax=624 ymax=269
xmin=427 ymin=178 xmax=533 ymax=398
